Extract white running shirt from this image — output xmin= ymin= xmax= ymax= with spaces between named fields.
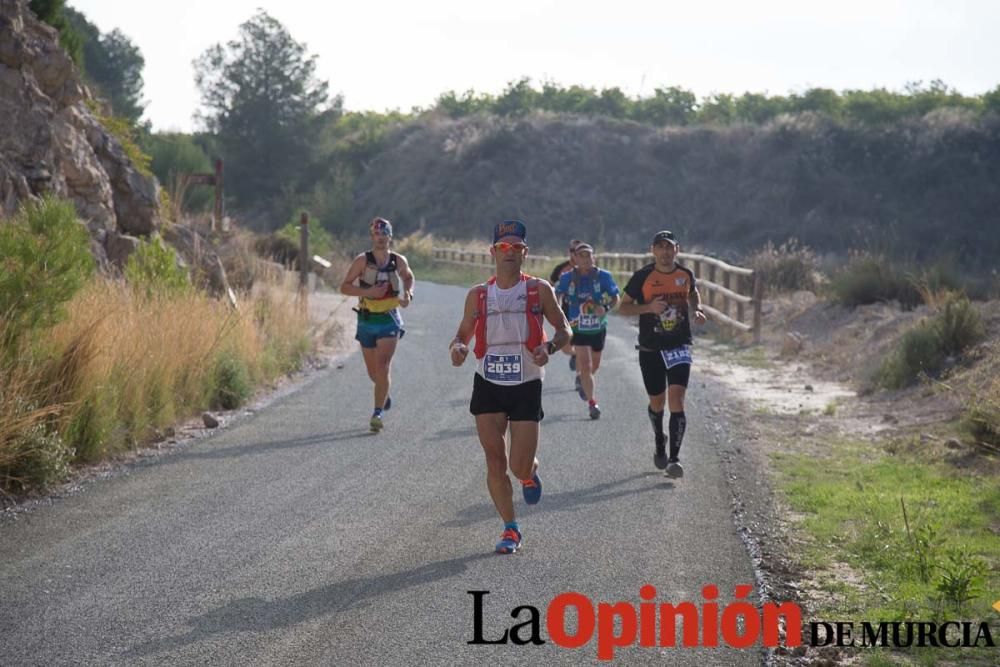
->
xmin=475 ymin=280 xmax=545 ymax=385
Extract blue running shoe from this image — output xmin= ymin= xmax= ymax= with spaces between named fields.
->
xmin=521 ymin=473 xmax=542 ymax=505
xmin=575 ymin=374 xmax=586 ymax=400
xmin=383 ymin=395 xmax=392 ymax=411
xmin=495 ymin=527 xmax=523 ymax=554
xmin=569 ymin=354 xmax=576 ymax=372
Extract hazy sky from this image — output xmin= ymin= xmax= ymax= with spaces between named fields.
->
xmin=68 ymin=0 xmax=1000 ymax=132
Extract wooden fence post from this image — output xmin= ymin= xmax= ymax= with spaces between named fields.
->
xmin=707 ymin=265 xmax=717 ymax=309
xmin=722 ymin=272 xmax=731 ymax=319
xmin=752 ymin=271 xmax=763 ymax=344
xmin=298 ymin=212 xmax=310 ymax=310
xmin=737 ymin=274 xmax=746 ymax=325
xmin=213 ymin=158 xmax=224 ymax=232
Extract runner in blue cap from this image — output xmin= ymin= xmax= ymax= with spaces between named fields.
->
xmin=449 ymin=220 xmax=572 ymax=554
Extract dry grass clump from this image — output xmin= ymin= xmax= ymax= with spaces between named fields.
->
xmin=963 ymin=340 xmax=1000 ymax=447
xmin=393 ymin=231 xmax=435 ymax=269
xmin=0 ymin=277 xmax=310 ymax=492
xmin=0 ymin=351 xmax=69 ymax=494
xmin=745 ymin=239 xmax=819 ymax=294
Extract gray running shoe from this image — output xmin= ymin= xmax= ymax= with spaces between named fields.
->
xmin=665 ymin=458 xmax=684 ymax=478
xmin=369 ymin=414 xmax=383 ymax=433
xmin=589 ymin=403 xmax=601 ymax=420
xmin=654 ymin=435 xmax=668 ymax=470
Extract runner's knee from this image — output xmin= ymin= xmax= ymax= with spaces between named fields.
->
xmin=484 ymin=452 xmax=508 ymax=475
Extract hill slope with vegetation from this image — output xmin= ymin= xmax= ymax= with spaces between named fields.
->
xmin=350 ymin=109 xmax=1000 ymax=266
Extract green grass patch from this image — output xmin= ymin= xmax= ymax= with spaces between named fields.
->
xmin=772 ymin=443 xmax=999 ymax=624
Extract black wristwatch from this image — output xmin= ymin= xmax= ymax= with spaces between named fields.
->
xmin=546 ymin=341 xmax=559 ymax=355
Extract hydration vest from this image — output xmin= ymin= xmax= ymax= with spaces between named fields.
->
xmin=472 ymin=274 xmax=547 ymax=360
xmin=358 ymin=251 xmax=402 ymax=313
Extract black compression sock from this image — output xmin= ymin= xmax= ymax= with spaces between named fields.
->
xmin=668 ymin=412 xmax=686 ymax=459
xmin=648 ymin=406 xmax=665 ymax=442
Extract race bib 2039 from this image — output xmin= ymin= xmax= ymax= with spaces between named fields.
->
xmin=484 ymin=354 xmax=523 ymax=382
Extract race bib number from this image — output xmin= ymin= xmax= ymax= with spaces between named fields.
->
xmin=485 ymin=354 xmax=522 ymax=382
xmin=578 ymin=313 xmax=602 ymax=332
xmin=660 ymin=345 xmax=692 ymax=369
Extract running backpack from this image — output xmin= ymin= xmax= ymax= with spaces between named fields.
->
xmin=472 ymin=274 xmax=547 ymax=359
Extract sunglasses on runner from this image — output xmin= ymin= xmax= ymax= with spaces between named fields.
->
xmin=493 ymin=241 xmax=527 ymax=252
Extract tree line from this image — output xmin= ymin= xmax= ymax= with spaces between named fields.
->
xmin=31 ymin=6 xmax=1000 ymax=251
xmin=435 ymin=77 xmax=1000 ymax=127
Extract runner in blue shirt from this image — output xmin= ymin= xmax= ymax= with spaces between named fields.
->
xmin=555 ymin=243 xmax=621 ymax=419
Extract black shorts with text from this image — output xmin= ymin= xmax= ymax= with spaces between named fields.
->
xmin=638 ymin=349 xmax=691 ymax=396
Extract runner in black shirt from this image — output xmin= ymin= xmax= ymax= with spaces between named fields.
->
xmin=617 ymin=231 xmax=707 ymax=477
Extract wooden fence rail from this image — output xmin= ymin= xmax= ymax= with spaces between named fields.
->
xmin=430 ymin=246 xmax=763 ymax=342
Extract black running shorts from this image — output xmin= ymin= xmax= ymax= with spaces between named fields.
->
xmin=470 ymin=374 xmax=544 ymax=422
xmin=571 ymin=328 xmax=607 ymax=351
xmin=638 ymin=349 xmax=691 ymax=396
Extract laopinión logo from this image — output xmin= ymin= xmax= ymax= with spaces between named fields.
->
xmin=468 ymin=586 xmax=997 ymax=661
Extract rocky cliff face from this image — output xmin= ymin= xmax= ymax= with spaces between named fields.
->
xmin=0 ymin=0 xmax=161 ymax=265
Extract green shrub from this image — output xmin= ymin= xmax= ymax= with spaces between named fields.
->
xmin=877 ymin=322 xmax=941 ymax=389
xmin=935 ymin=549 xmax=986 ymax=613
xmin=876 ymin=295 xmax=984 ymax=389
xmin=0 ymin=197 xmax=94 ymax=354
xmin=124 ymin=236 xmax=190 ymax=297
xmin=4 ymin=421 xmax=74 ymax=493
xmin=87 ymin=100 xmax=153 ymax=177
xmin=914 ymin=262 xmax=964 ymax=299
xmin=745 ymin=238 xmax=818 ymax=293
xmin=0 ymin=392 xmax=74 ymax=493
xmin=144 ymin=132 xmax=214 ymax=212
xmin=276 ymin=210 xmax=336 ymax=261
xmin=212 ymin=353 xmax=252 ymax=410
xmin=828 ymin=252 xmax=920 ymax=308
xmin=933 ymin=296 xmax=984 ymax=356
xmin=30 ymin=0 xmax=83 ymax=66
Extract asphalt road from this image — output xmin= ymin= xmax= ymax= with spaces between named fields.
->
xmin=1 ymin=281 xmax=762 ymax=666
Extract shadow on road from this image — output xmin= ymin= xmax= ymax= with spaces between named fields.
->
xmin=127 ymin=551 xmax=493 ymax=658
xmin=156 ymin=429 xmax=372 ymax=465
xmin=441 ymin=473 xmax=672 ymax=528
